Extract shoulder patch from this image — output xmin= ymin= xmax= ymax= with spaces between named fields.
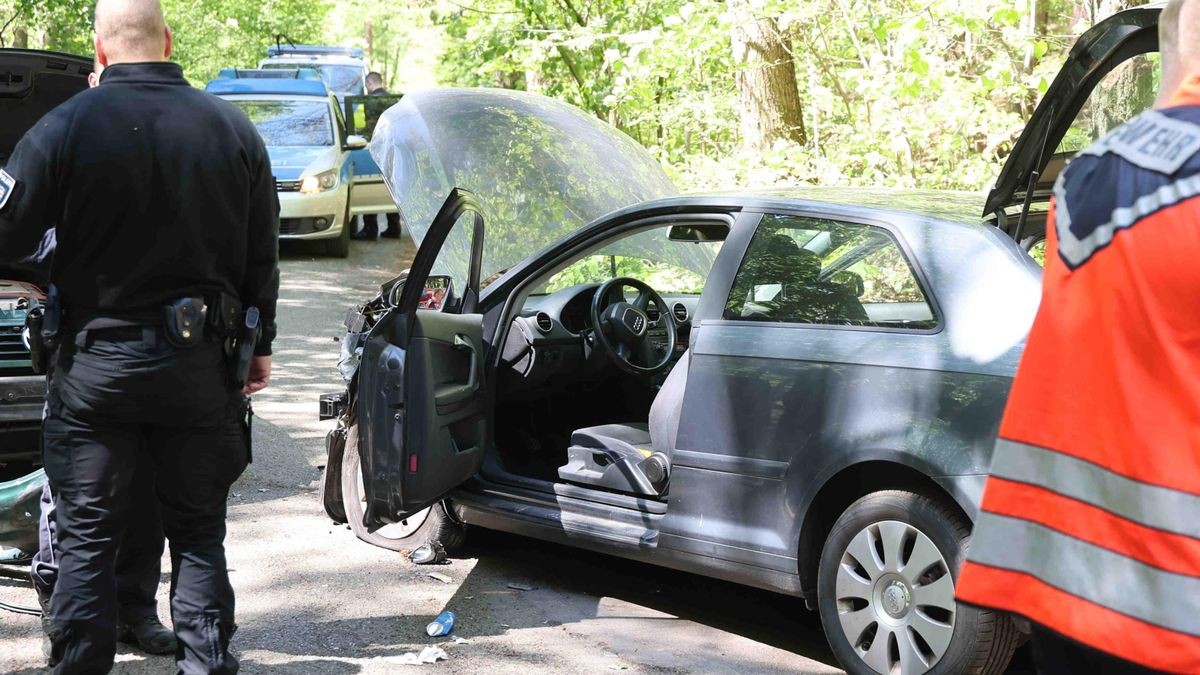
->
xmin=0 ymin=169 xmax=15 ymax=212
xmin=1078 ymin=110 xmax=1200 ymax=174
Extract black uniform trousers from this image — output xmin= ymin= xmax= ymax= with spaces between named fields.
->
xmin=358 ymin=211 xmax=400 ymax=238
xmin=1032 ymin=626 xmax=1162 ymax=674
xmin=32 ymin=460 xmax=164 ymax=625
xmin=42 ymin=327 xmax=248 ymax=675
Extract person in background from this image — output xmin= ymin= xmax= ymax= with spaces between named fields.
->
xmin=352 ymin=71 xmax=401 ymax=241
xmin=956 ymin=1 xmax=1200 ymax=672
xmin=27 ymin=58 xmax=177 ymax=666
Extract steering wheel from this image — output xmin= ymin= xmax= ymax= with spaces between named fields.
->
xmin=589 ymin=277 xmax=677 ymax=375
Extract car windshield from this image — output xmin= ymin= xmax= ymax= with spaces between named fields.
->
xmin=370 ymin=88 xmax=677 ymax=287
xmin=263 ymin=63 xmax=364 ymax=96
xmin=232 ymin=100 xmax=333 ymax=147
xmin=534 ymin=228 xmax=722 ymax=295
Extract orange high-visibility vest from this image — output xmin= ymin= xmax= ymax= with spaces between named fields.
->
xmin=957 ymin=75 xmax=1200 ymax=673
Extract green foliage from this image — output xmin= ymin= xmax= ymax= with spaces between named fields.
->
xmin=425 ymin=0 xmax=1140 ymax=193
xmin=545 ymin=255 xmax=706 ymax=295
xmin=163 ymin=0 xmax=331 ymax=84
xmin=1 ymin=0 xmax=1154 ymax=199
xmin=0 ymin=0 xmax=331 ymax=84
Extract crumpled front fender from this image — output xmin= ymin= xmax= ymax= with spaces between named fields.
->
xmin=0 ymin=468 xmax=44 ymax=563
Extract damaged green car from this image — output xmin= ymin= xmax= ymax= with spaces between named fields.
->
xmin=0 ymin=47 xmax=91 ymax=562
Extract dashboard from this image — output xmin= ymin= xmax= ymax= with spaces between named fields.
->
xmin=500 ymin=283 xmax=699 ymax=389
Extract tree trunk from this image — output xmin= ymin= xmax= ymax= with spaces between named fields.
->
xmin=729 ymin=0 xmax=806 ymax=153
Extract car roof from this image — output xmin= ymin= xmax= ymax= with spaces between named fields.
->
xmin=266 ymin=44 xmax=365 ymax=59
xmin=624 ymin=187 xmax=987 ymax=230
xmin=205 ymin=77 xmax=330 ymax=97
xmin=260 ymin=54 xmax=365 ymax=67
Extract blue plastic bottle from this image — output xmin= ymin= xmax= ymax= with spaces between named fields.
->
xmin=426 ymin=610 xmax=455 ymax=637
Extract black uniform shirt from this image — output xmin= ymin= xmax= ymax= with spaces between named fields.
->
xmin=0 ymin=61 xmax=280 ymax=354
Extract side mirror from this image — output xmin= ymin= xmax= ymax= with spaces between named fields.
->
xmin=344 ymin=134 xmax=368 ymax=151
xmin=387 ymin=274 xmax=454 ymax=310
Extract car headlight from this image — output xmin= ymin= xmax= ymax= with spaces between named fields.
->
xmin=300 ymin=169 xmax=338 ymax=194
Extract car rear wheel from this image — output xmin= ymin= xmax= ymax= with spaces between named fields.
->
xmin=817 ymin=490 xmax=1018 ymax=675
xmin=339 ymin=424 xmax=465 ymax=553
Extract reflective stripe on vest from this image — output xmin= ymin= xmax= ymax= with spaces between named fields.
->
xmin=1055 ymin=169 xmax=1200 ymax=269
xmin=959 ymin=439 xmax=1200 ymax=671
xmin=968 ymin=511 xmax=1200 ymax=637
xmin=989 ymin=440 xmax=1200 ymax=539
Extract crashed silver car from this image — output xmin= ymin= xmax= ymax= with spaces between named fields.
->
xmin=315 ymin=7 xmax=1153 ymax=675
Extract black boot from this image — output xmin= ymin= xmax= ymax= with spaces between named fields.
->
xmin=353 ymin=214 xmax=379 ymax=240
xmin=37 ymin=590 xmax=58 ymax=667
xmin=118 ymin=615 xmax=178 ymax=655
xmin=380 ymin=212 xmax=401 ymax=239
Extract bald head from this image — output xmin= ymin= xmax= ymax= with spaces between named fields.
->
xmin=94 ymin=0 xmax=172 ymax=66
xmin=1158 ymin=0 xmax=1200 ymax=105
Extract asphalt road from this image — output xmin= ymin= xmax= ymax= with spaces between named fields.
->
xmin=0 ymin=233 xmax=852 ymax=673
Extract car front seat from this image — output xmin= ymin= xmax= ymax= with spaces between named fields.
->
xmin=558 ymin=351 xmax=690 ymax=497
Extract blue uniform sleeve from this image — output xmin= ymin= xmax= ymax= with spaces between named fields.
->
xmin=0 ymin=120 xmax=61 ymax=263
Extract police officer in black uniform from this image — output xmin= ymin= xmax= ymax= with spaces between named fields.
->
xmin=352 ymin=71 xmax=401 ymax=241
xmin=0 ymin=0 xmax=279 ymax=672
xmin=25 ymin=60 xmax=177 ymax=664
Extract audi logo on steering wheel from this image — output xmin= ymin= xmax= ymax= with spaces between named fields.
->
xmin=622 ymin=307 xmax=647 ymax=336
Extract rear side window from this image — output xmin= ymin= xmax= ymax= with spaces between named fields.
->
xmin=724 ymin=214 xmax=937 ymax=330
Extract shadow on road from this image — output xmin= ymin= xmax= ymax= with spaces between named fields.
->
xmin=448 ymin=528 xmax=838 ymax=671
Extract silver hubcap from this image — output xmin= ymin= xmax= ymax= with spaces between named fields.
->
xmin=835 ymin=520 xmax=956 ymax=675
xmin=357 ymin=462 xmax=431 ymax=539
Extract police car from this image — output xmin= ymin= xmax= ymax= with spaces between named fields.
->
xmin=259 ymin=44 xmax=367 ymax=101
xmin=207 ymin=72 xmax=366 ymax=257
xmin=259 ymin=44 xmax=402 ymax=233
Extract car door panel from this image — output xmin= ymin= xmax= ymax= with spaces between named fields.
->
xmin=401 ymin=311 xmax=487 ymax=508
xmin=669 ymin=324 xmax=1010 ymax=553
xmin=358 ymin=188 xmax=488 ymax=530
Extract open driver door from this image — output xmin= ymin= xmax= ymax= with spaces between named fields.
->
xmin=357 ymin=188 xmax=489 ymax=530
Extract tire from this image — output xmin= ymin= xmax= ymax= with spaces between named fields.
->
xmin=817 ymin=490 xmax=1019 ymax=675
xmin=340 ymin=424 xmax=466 ymax=553
xmin=325 ymin=205 xmax=351 ymax=258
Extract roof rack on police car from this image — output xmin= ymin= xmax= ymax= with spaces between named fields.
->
xmin=216 ymin=68 xmax=323 ymax=81
xmin=265 ymin=44 xmax=366 ymax=60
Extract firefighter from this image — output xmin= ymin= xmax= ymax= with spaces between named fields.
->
xmin=957 ymin=1 xmax=1200 ymax=672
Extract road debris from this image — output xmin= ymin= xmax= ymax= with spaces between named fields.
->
xmin=427 ymin=572 xmax=453 ymax=584
xmin=507 ymin=582 xmax=536 ymax=591
xmin=426 ymin=610 xmax=456 ymax=637
xmin=410 ymin=542 xmax=448 ymax=565
xmin=390 ymin=645 xmax=449 ymax=665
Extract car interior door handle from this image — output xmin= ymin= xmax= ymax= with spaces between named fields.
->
xmin=435 ymin=334 xmax=479 ymax=408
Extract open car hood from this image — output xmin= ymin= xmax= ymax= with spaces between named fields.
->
xmin=370 ymin=88 xmax=677 ymax=283
xmin=0 ymin=49 xmax=92 ymax=165
xmin=984 ymin=4 xmax=1162 ymax=221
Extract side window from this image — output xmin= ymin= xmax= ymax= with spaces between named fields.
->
xmin=724 ymin=214 xmax=936 ymax=330
xmin=428 ymin=208 xmax=483 ymax=309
